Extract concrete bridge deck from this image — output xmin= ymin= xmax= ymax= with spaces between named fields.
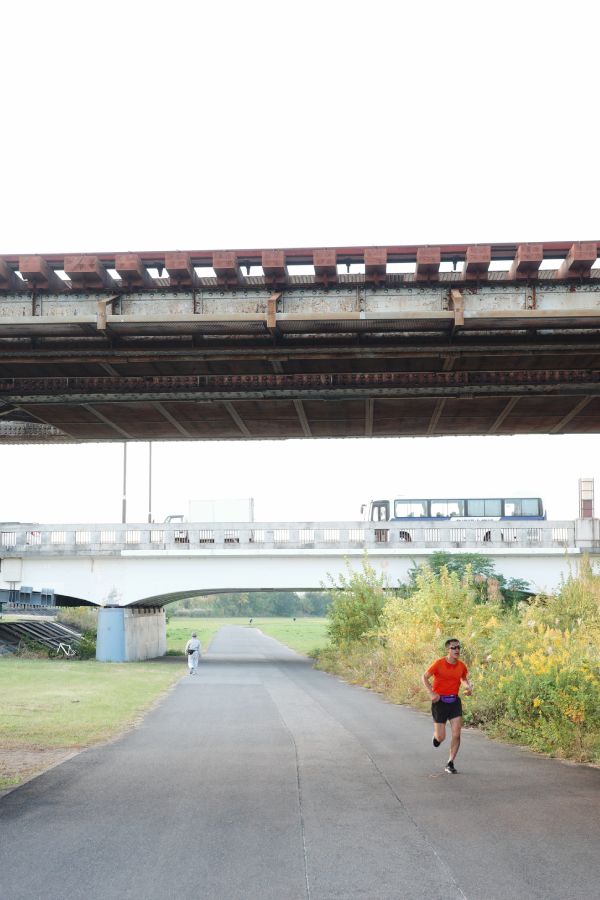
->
xmin=2 ymin=518 xmax=598 ymax=660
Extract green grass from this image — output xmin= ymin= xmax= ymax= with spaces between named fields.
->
xmin=167 ymin=616 xmax=331 ymax=656
xmin=0 ymin=658 xmax=182 ymax=761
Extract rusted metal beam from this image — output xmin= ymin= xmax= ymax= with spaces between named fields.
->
xmin=64 ymin=255 xmax=113 ymax=289
xmin=164 ymin=252 xmax=196 ymax=287
xmin=557 ymin=242 xmax=597 ymax=279
xmin=19 ymin=256 xmax=65 ymax=291
xmin=213 ymin=251 xmax=243 ymax=286
xmin=509 ymin=244 xmax=543 ymax=280
xmin=114 ymin=254 xmax=154 ymax=288
xmin=364 ymin=248 xmax=387 ymax=282
xmin=488 ymin=397 xmax=520 ymax=433
xmin=262 ymin=250 xmax=287 ymax=285
xmin=293 ymin=399 xmax=312 ymax=437
xmin=266 ymin=292 xmax=281 ymax=338
xmin=152 ymin=402 xmax=193 ymax=437
xmin=96 ymin=296 xmax=119 ymax=331
xmin=449 ymin=289 xmax=464 ymax=328
xmin=2 ymin=241 xmax=599 ymax=271
xmin=416 ymin=247 xmax=441 ymax=280
xmin=313 ymin=249 xmax=337 ymax=283
xmin=223 ymin=401 xmax=251 ymax=436
xmin=80 ymin=403 xmax=134 ymax=438
xmin=550 ymin=397 xmax=593 ymax=433
xmin=427 ymin=399 xmax=445 ymax=435
xmin=463 ymin=245 xmax=490 ymax=280
xmin=3 ymin=369 xmax=600 ymax=401
xmin=0 ymin=257 xmax=14 ymax=288
xmin=365 ymin=398 xmax=374 ymax=436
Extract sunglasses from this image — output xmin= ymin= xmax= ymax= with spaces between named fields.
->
xmin=449 ymin=645 xmax=461 ymax=651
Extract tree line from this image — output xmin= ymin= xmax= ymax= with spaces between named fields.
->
xmin=169 ymin=590 xmax=332 ymax=617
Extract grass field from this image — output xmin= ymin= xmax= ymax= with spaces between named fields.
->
xmin=0 ymin=659 xmax=182 ymax=789
xmin=167 ymin=616 xmax=330 ymax=656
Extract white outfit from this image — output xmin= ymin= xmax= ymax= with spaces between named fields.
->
xmin=185 ymin=637 xmax=201 ymax=674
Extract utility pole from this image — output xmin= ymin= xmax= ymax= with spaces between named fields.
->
xmin=122 ymin=442 xmax=127 ymax=524
xmin=148 ymin=442 xmax=153 ymax=523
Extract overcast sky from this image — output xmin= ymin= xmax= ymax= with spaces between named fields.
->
xmin=1 ymin=0 xmax=599 ymax=525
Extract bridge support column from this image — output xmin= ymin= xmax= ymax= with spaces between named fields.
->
xmin=96 ymin=607 xmax=166 ymax=662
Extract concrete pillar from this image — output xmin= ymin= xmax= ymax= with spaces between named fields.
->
xmin=96 ymin=608 xmax=126 ymax=661
xmin=574 ymin=518 xmax=600 ymax=550
xmin=96 ymin=607 xmax=166 ymax=661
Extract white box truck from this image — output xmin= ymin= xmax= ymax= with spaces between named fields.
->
xmin=164 ymin=499 xmax=255 ymax=542
xmin=187 ymin=498 xmax=254 ymax=523
xmin=165 ymin=498 xmax=254 ymax=524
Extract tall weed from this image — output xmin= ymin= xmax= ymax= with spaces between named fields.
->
xmin=318 ymin=559 xmax=600 ymax=764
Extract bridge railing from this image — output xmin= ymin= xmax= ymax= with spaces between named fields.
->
xmin=0 ymin=520 xmax=578 ymax=554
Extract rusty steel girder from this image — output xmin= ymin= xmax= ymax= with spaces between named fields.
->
xmin=1 ymin=369 xmax=600 ymax=401
xmin=0 ymin=241 xmax=599 ymax=293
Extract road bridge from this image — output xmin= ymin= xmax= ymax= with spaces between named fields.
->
xmin=1 ymin=240 xmax=600 ymax=441
xmin=1 ymin=518 xmax=598 ymax=660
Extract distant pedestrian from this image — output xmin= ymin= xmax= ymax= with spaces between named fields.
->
xmin=249 ymin=618 xmax=253 ymax=625
xmin=422 ymin=638 xmax=472 ymax=774
xmin=185 ymin=632 xmax=201 ymax=675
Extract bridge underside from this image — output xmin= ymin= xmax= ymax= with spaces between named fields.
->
xmin=1 ymin=241 xmax=600 ymax=442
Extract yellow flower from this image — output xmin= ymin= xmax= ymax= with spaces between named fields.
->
xmin=532 ymin=697 xmax=542 ymax=708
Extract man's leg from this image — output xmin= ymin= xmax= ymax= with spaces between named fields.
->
xmin=448 ymin=716 xmax=462 ymax=762
xmin=433 ymin=722 xmax=446 ymax=745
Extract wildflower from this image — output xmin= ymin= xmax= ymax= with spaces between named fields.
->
xmin=533 ymin=697 xmax=542 ymax=708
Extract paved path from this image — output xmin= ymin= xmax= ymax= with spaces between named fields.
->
xmin=1 ymin=626 xmax=599 ymax=900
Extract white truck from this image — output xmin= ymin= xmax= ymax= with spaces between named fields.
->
xmin=164 ymin=498 xmax=254 ymax=524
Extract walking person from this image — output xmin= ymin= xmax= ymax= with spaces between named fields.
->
xmin=422 ymin=638 xmax=472 ymax=774
xmin=185 ymin=631 xmax=201 ymax=675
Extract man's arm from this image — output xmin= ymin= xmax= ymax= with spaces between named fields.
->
xmin=422 ymin=670 xmax=440 ymax=702
xmin=461 ymin=671 xmax=473 ymax=695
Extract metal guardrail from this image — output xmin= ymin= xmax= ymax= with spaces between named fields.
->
xmin=0 ymin=520 xmax=577 ymax=554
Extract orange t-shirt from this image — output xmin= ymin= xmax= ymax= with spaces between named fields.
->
xmin=426 ymin=657 xmax=468 ymax=695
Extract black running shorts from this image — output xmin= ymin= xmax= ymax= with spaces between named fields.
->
xmin=431 ymin=697 xmax=463 ymax=723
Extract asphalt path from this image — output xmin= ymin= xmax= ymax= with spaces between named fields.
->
xmin=1 ymin=626 xmax=599 ymax=900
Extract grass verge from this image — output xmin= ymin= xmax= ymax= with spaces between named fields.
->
xmin=167 ymin=616 xmax=330 ymax=657
xmin=0 ymin=658 xmax=182 ymax=790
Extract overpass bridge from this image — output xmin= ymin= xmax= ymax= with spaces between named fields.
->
xmin=1 ymin=240 xmax=600 ymax=441
xmin=1 ymin=518 xmax=599 ymax=661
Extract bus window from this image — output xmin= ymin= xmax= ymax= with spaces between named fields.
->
xmin=431 ymin=500 xmax=465 ymax=518
xmin=505 ymin=498 xmax=541 ymax=517
xmin=394 ymin=500 xmax=428 ymax=518
xmin=467 ymin=499 xmax=502 ymax=517
xmin=371 ymin=501 xmax=390 ymax=522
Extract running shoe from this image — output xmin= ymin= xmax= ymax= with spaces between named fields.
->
xmin=432 ymin=737 xmax=441 ymax=748
xmin=445 ymin=761 xmax=457 ymax=774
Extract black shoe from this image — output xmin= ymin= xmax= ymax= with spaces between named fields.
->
xmin=432 ymin=737 xmax=441 ymax=748
xmin=445 ymin=761 xmax=457 ymax=774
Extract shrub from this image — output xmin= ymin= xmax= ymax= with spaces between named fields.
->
xmin=57 ymin=606 xmax=98 ymax=636
xmin=326 ymin=558 xmax=391 ymax=647
xmin=318 ymin=557 xmax=600 ymax=764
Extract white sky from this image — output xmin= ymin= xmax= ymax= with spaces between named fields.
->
xmin=1 ymin=0 xmax=599 ymax=525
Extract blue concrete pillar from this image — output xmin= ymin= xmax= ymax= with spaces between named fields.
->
xmin=96 ymin=608 xmax=126 ymax=662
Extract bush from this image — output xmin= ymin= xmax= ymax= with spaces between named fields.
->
xmin=318 ymin=556 xmax=600 ymax=764
xmin=57 ymin=606 xmax=98 ymax=636
xmin=326 ymin=558 xmax=391 ymax=647
xmin=76 ymin=630 xmax=97 ymax=659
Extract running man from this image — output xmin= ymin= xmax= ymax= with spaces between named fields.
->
xmin=422 ymin=639 xmax=472 ymax=774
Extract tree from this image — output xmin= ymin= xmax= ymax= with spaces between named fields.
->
xmin=326 ymin=558 xmax=391 ymax=646
xmin=406 ymin=553 xmax=530 ymax=606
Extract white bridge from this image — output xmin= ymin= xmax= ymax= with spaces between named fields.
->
xmin=1 ymin=519 xmax=599 ymax=661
